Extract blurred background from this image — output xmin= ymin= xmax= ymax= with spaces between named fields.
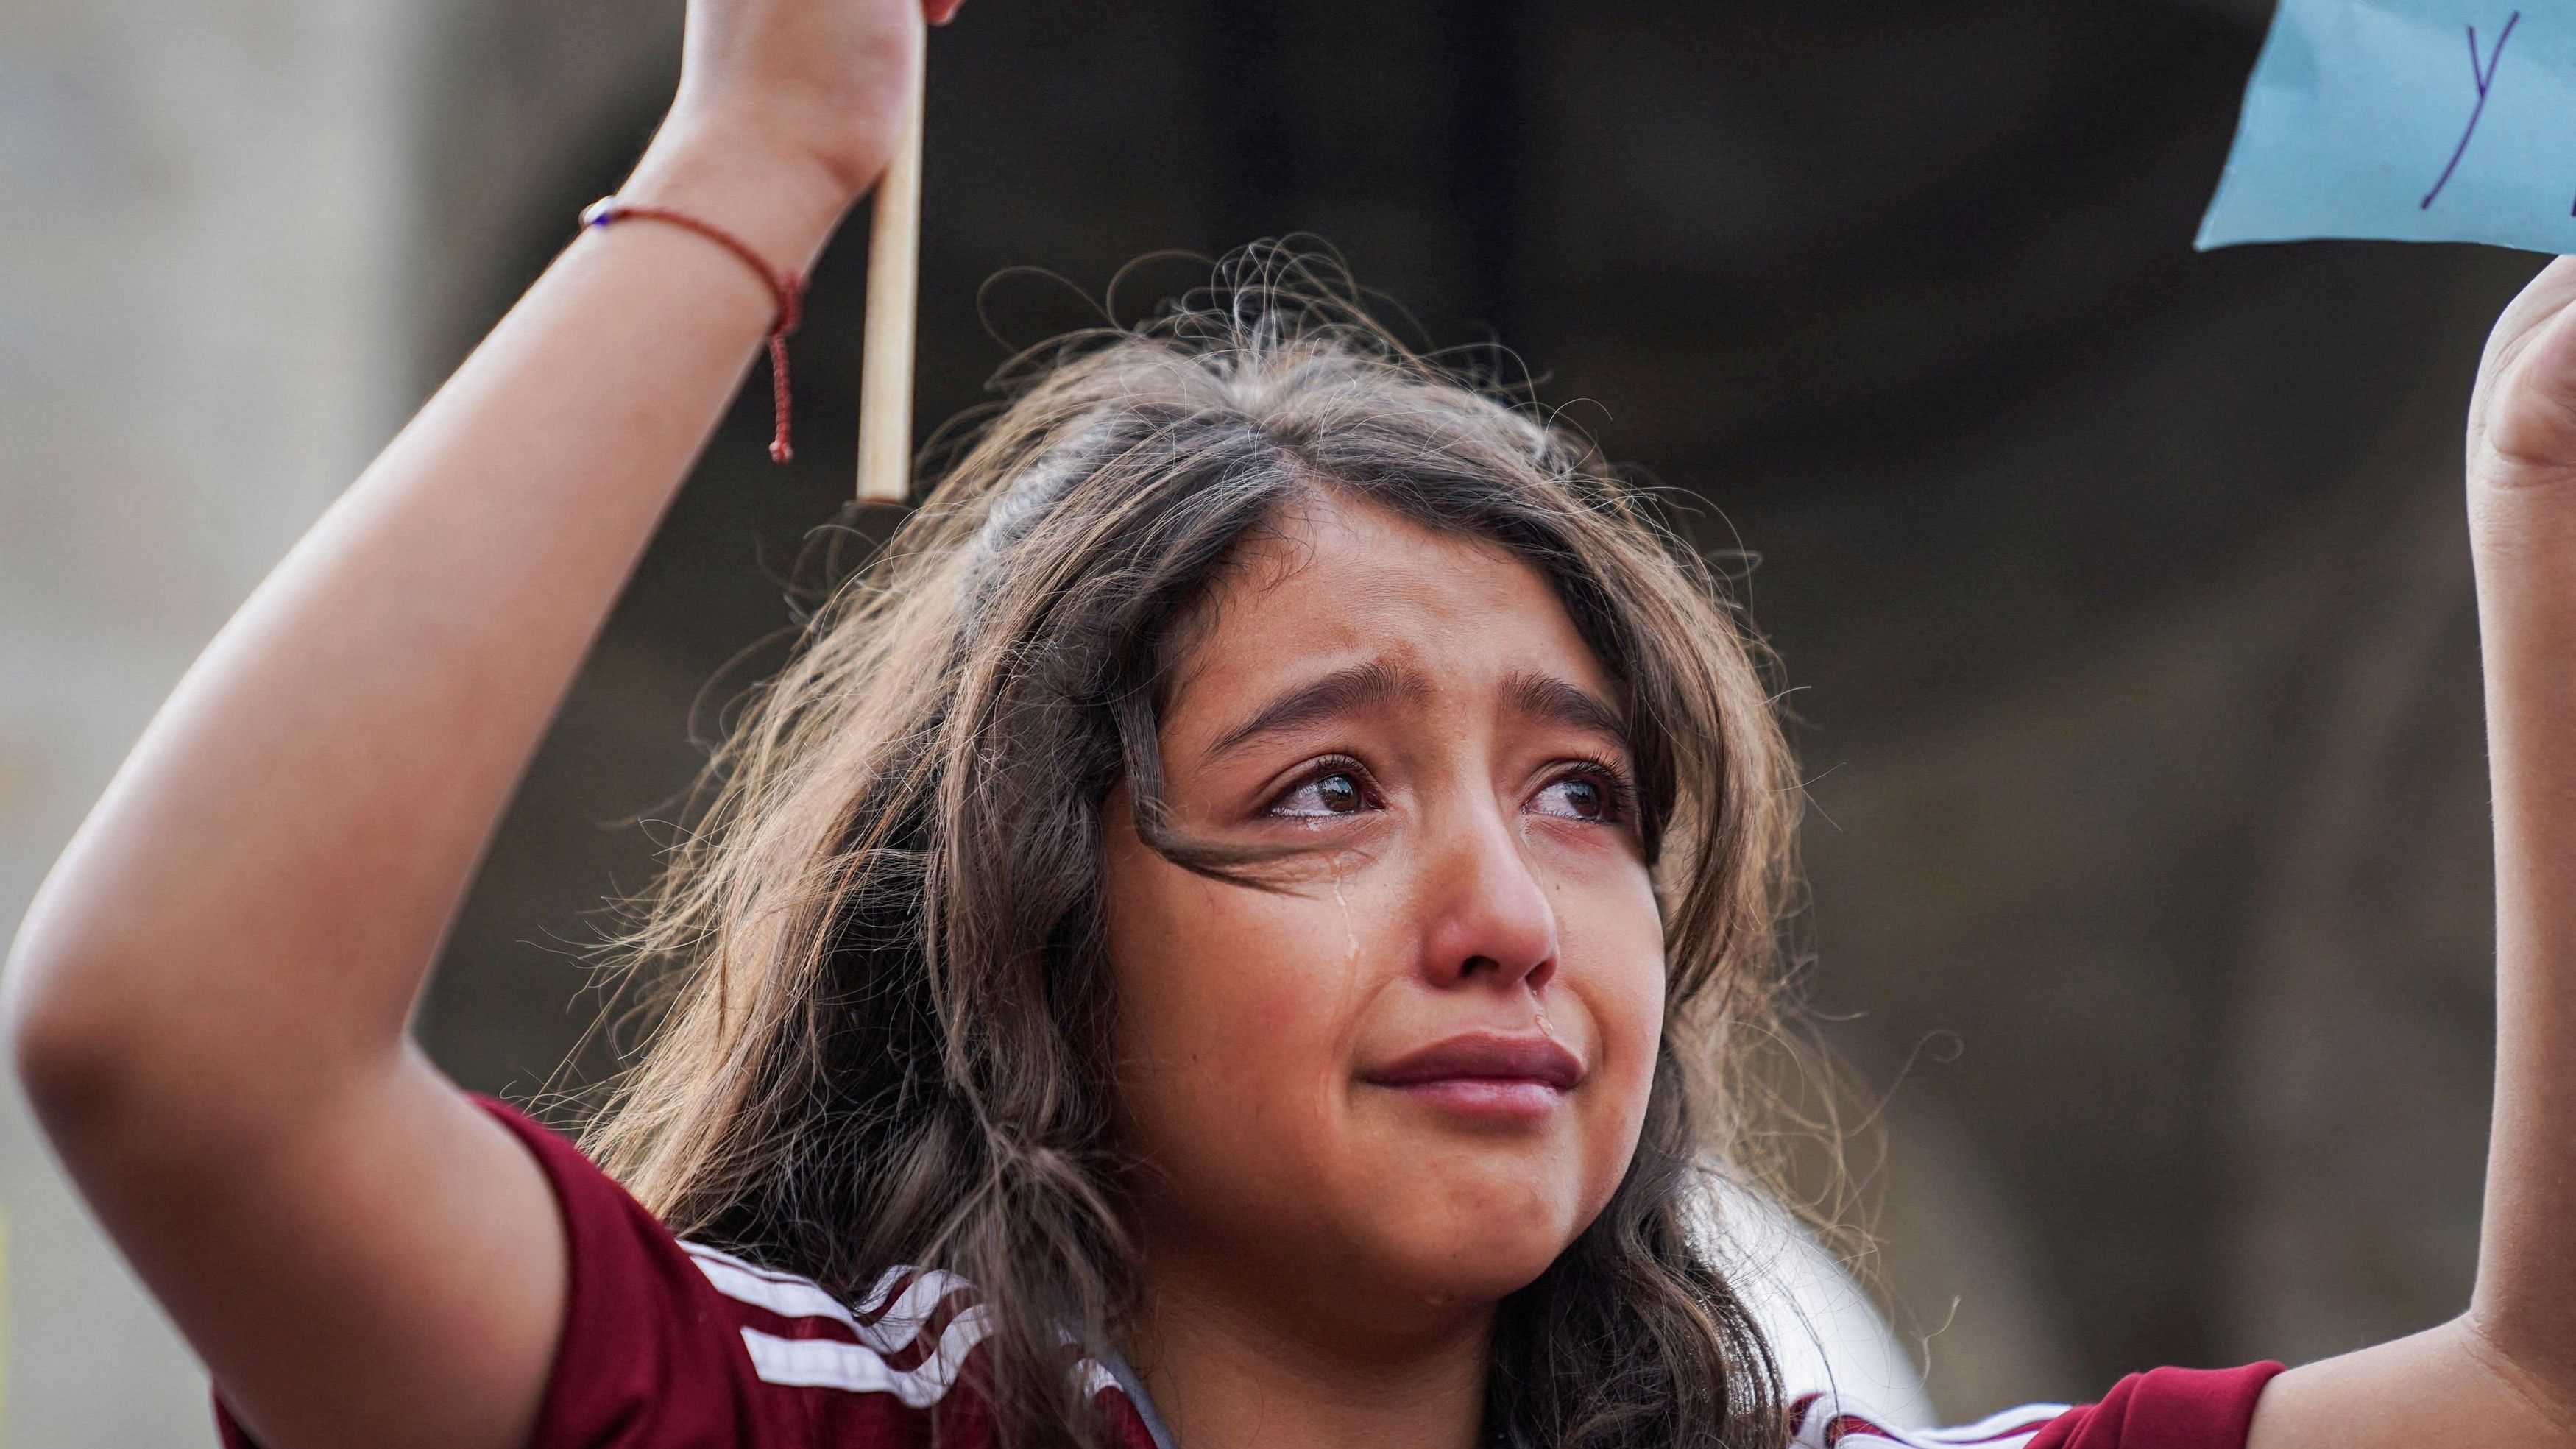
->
xmin=0 ymin=0 xmax=2541 ymax=1441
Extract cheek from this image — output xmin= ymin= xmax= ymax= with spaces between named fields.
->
xmin=1592 ymin=977 xmax=1663 ymax=1188
xmin=1101 ymin=828 xmax=1365 ymax=1186
xmin=1557 ymin=869 xmax=1669 ymax=1192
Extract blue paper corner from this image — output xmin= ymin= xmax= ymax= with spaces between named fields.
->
xmin=2198 ymin=0 xmax=2576 ymax=256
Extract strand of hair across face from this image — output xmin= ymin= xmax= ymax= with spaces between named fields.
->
xmin=579 ymin=196 xmax=805 ymax=462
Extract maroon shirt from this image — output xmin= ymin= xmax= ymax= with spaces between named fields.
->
xmin=216 ymin=1099 xmax=2282 ymax=1448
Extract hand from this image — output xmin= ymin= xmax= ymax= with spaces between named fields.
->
xmin=664 ymin=0 xmax=966 ymax=208
xmin=2468 ymin=255 xmax=2576 ymax=495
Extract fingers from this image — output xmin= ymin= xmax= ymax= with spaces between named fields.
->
xmin=925 ymin=0 xmax=964 ymax=24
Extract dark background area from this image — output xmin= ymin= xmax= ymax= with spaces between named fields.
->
xmin=410 ymin=0 xmax=2536 ymax=1415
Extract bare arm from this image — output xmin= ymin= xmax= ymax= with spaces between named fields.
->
xmin=0 ymin=4 xmax=952 ymax=1445
xmin=2246 ymin=258 xmax=2576 ymax=1447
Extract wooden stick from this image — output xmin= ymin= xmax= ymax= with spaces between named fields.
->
xmin=856 ymin=35 xmax=926 ymax=504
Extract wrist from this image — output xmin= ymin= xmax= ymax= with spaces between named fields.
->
xmin=619 ymin=115 xmax=864 ymax=277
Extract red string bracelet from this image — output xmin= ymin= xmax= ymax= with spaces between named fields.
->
xmin=579 ymin=196 xmax=806 ymax=463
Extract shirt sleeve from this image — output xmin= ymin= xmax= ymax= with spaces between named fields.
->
xmin=1793 ymin=1361 xmax=2286 ymax=1448
xmin=216 ymin=1093 xmax=794 ymax=1449
xmin=210 ymin=1094 xmax=1163 ymax=1449
xmin=2021 ymin=1363 xmax=2287 ymax=1449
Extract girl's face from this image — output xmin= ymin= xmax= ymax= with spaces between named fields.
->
xmin=1102 ymin=489 xmax=1666 ymax=1339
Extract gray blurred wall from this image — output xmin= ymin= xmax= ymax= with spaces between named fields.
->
xmin=3 ymin=1 xmax=425 ymax=1443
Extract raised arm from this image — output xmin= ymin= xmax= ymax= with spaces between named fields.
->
xmin=2246 ymin=260 xmax=2576 ymax=1447
xmin=0 ymin=4 xmax=951 ymax=1446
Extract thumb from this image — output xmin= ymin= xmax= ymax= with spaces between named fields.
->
xmin=2473 ymin=258 xmax=2576 ymax=488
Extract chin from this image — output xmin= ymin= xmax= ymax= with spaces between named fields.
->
xmin=1371 ymin=1219 xmax=1579 ymax=1308
xmin=1351 ymin=1159 xmax=1602 ymax=1305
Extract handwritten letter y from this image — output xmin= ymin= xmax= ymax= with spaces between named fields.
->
xmin=2424 ymin=10 xmax=2520 ymax=209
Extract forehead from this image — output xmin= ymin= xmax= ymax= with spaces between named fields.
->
xmin=1161 ymin=490 xmax=1615 ymax=730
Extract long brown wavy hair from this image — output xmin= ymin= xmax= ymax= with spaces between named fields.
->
xmin=581 ymin=246 xmax=1805 ymax=1448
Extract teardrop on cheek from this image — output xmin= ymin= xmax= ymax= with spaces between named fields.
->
xmin=1329 ymin=847 xmax=1359 ymax=974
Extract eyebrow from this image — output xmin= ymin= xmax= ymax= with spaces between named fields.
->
xmin=1200 ymin=660 xmax=1629 ymax=763
xmin=1203 ymin=659 xmax=1426 ymax=762
xmin=1501 ymin=670 xmax=1630 ymax=751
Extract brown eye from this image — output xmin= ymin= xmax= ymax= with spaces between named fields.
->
xmin=1533 ymin=773 xmax=1612 ymax=821
xmin=1274 ymin=768 xmax=1370 ymax=818
xmin=1316 ymin=773 xmax=1364 ymax=812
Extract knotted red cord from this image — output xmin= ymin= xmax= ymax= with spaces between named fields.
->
xmin=579 ymin=196 xmax=806 ymax=462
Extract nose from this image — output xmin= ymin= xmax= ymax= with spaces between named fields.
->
xmin=1415 ymin=799 xmax=1560 ymax=995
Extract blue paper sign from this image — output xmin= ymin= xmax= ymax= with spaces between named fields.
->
xmin=2198 ymin=1 xmax=2576 ymax=253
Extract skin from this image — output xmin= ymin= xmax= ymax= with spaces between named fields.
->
xmin=1103 ymin=493 xmax=1666 ymax=1449
xmin=1 ymin=1 xmax=2574 ymax=1446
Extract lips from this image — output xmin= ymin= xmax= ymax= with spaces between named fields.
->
xmin=1362 ymin=1032 xmax=1585 ymax=1091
